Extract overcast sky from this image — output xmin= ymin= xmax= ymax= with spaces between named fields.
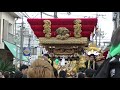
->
xmin=17 ymin=12 xmax=114 ymax=42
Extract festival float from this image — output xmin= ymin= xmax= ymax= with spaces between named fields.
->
xmin=85 ymin=42 xmax=105 ymax=61
xmin=27 ymin=18 xmax=99 ymax=75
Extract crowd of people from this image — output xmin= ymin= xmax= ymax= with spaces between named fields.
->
xmin=0 ymin=42 xmax=105 ymax=78
xmin=0 ymin=54 xmax=99 ymax=78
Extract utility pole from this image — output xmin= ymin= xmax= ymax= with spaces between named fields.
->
xmin=41 ymin=12 xmax=42 ymax=18
xmin=28 ymin=35 xmax=31 ymax=50
xmin=28 ymin=34 xmax=31 ymax=65
xmin=95 ymin=27 xmax=98 ymax=46
xmin=95 ymin=12 xmax=99 ymax=46
xmin=15 ymin=18 xmax=18 ymax=69
xmin=98 ymin=28 xmax=101 ymax=46
xmin=20 ymin=16 xmax=24 ymax=67
xmin=95 ymin=12 xmax=106 ymax=47
xmin=54 ymin=12 xmax=57 ymax=18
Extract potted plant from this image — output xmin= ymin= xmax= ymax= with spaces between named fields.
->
xmin=0 ymin=58 xmax=15 ymax=72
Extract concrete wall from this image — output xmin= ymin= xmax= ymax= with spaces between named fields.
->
xmin=0 ymin=12 xmax=17 ymax=49
xmin=2 ymin=12 xmax=15 ymax=34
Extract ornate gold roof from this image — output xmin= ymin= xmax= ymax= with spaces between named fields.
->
xmin=85 ymin=42 xmax=101 ymax=55
xmin=85 ymin=42 xmax=101 ymax=52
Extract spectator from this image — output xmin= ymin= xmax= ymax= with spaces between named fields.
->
xmin=9 ymin=71 xmax=15 ymax=78
xmin=3 ymin=71 xmax=10 ymax=78
xmin=0 ymin=71 xmax=4 ymax=78
xmin=14 ymin=71 xmax=23 ymax=78
xmin=85 ymin=54 xmax=99 ymax=70
xmin=78 ymin=72 xmax=85 ymax=78
xmin=19 ymin=64 xmax=28 ymax=78
xmin=53 ymin=67 xmax=58 ymax=78
xmin=85 ymin=69 xmax=96 ymax=78
xmin=27 ymin=58 xmax=55 ymax=78
xmin=95 ymin=26 xmax=120 ymax=78
xmin=59 ymin=70 xmax=67 ymax=78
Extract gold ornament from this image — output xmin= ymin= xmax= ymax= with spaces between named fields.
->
xmin=56 ymin=27 xmax=70 ymax=40
xmin=85 ymin=42 xmax=101 ymax=55
xmin=85 ymin=42 xmax=104 ymax=61
xmin=73 ymin=19 xmax=82 ymax=38
xmin=78 ymin=55 xmax=86 ymax=68
xmin=87 ymin=60 xmax=90 ymax=69
xmin=43 ymin=20 xmax=52 ymax=38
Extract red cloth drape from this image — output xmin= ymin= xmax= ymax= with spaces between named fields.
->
xmin=27 ymin=18 xmax=97 ymax=38
xmin=27 ymin=18 xmax=97 ymax=25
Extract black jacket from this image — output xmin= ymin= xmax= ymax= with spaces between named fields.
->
xmin=94 ymin=55 xmax=120 ymax=78
xmin=85 ymin=61 xmax=99 ymax=71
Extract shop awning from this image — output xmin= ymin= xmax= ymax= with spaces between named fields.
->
xmin=4 ymin=41 xmax=28 ymax=62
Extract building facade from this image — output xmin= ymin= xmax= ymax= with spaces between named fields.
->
xmin=0 ymin=12 xmax=22 ymax=61
xmin=0 ymin=12 xmax=22 ymax=49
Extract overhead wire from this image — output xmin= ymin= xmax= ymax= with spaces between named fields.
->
xmin=42 ymin=12 xmax=54 ymax=17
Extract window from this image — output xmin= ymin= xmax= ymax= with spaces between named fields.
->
xmin=8 ymin=23 xmax=13 ymax=34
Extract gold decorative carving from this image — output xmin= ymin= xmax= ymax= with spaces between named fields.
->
xmin=53 ymin=48 xmax=74 ymax=55
xmin=85 ymin=42 xmax=104 ymax=61
xmin=56 ymin=27 xmax=70 ymax=40
xmin=85 ymin=42 xmax=101 ymax=54
xmin=39 ymin=37 xmax=88 ymax=44
xmin=78 ymin=55 xmax=86 ymax=68
xmin=73 ymin=19 xmax=82 ymax=38
xmin=43 ymin=20 xmax=51 ymax=38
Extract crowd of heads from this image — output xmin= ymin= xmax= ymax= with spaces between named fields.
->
xmin=77 ymin=69 xmax=96 ymax=78
xmin=0 ymin=53 xmax=97 ymax=78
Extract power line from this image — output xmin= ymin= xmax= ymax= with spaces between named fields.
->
xmin=21 ymin=12 xmax=30 ymax=18
xmin=42 ymin=12 xmax=54 ymax=17
xmin=34 ymin=13 xmax=40 ymax=18
xmin=24 ymin=12 xmax=31 ymax=18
